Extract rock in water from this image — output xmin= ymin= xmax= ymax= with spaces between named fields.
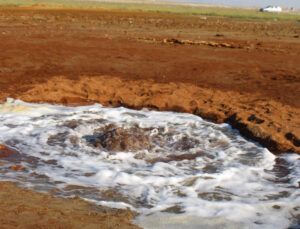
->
xmin=0 ymin=144 xmax=20 ymax=158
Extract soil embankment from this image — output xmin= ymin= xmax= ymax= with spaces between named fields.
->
xmin=18 ymin=74 xmax=300 ymax=154
xmin=0 ymin=6 xmax=299 ymax=227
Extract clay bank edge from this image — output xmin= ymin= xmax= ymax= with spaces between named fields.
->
xmin=8 ymin=75 xmax=299 ymax=155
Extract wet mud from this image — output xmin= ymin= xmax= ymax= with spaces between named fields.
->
xmin=0 ymin=144 xmax=140 ymax=228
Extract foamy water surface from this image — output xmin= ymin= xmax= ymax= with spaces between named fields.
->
xmin=0 ymin=99 xmax=299 ymax=229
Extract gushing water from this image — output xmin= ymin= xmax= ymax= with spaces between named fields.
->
xmin=0 ymin=99 xmax=299 ymax=229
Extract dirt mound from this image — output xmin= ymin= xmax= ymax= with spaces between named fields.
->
xmin=161 ymin=38 xmax=235 ymax=48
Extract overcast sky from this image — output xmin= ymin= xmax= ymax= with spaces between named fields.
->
xmin=171 ymin=0 xmax=300 ymax=9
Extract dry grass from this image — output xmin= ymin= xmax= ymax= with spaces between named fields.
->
xmin=0 ymin=0 xmax=299 ymax=21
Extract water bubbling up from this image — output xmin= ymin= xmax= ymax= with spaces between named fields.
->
xmin=0 ymin=99 xmax=299 ymax=229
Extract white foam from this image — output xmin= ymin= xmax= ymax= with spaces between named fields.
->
xmin=0 ymin=99 xmax=299 ymax=229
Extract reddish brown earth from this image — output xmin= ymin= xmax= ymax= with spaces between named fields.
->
xmin=0 ymin=6 xmax=299 ymax=227
xmin=0 ymin=181 xmax=139 ymax=229
xmin=0 ymin=7 xmax=299 ymax=153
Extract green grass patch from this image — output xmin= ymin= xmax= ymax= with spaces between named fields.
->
xmin=0 ymin=0 xmax=299 ymax=21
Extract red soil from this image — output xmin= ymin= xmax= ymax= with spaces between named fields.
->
xmin=0 ymin=7 xmax=299 ymax=153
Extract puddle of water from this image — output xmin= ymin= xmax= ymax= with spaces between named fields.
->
xmin=0 ymin=99 xmax=299 ymax=229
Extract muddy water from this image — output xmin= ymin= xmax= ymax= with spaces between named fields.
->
xmin=0 ymin=99 xmax=299 ymax=229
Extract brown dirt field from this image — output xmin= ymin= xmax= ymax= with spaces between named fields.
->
xmin=1 ymin=7 xmax=299 ymax=153
xmin=0 ymin=6 xmax=299 ymax=227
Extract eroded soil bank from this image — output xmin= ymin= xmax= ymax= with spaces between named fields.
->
xmin=0 ymin=6 xmax=299 ymax=228
xmin=17 ymin=75 xmax=300 ymax=154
